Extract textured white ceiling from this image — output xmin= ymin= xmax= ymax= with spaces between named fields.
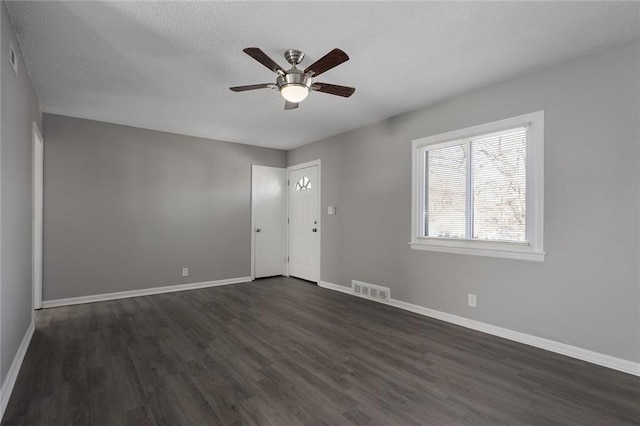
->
xmin=6 ymin=1 xmax=640 ymax=150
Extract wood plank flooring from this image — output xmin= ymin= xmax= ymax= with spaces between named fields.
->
xmin=3 ymin=276 xmax=639 ymax=425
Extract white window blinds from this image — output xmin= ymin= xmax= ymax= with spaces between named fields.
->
xmin=425 ymin=126 xmax=528 ymax=242
xmin=426 ymin=144 xmax=466 ymax=239
xmin=471 ymin=127 xmax=527 ymax=242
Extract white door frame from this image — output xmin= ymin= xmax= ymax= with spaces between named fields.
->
xmin=32 ymin=123 xmax=43 ymax=309
xmin=250 ymin=164 xmax=286 ymax=280
xmin=286 ymin=159 xmax=321 ymax=282
xmin=0 ymin=72 xmax=2 ymax=374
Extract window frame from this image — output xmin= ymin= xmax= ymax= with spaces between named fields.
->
xmin=410 ymin=111 xmax=545 ymax=262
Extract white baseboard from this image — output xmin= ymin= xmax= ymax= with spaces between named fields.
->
xmin=319 ymin=280 xmax=352 ymax=294
xmin=318 ymin=281 xmax=640 ymax=377
xmin=0 ymin=321 xmax=35 ymax=421
xmin=42 ymin=276 xmax=252 ymax=308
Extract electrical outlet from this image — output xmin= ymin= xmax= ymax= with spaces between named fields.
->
xmin=468 ymin=294 xmax=477 ymax=307
xmin=182 ymin=267 xmax=189 ymax=277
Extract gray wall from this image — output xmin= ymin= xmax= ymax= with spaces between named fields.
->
xmin=288 ymin=39 xmax=640 ymax=363
xmin=1 ymin=2 xmax=42 ymax=382
xmin=43 ymin=114 xmax=286 ymax=300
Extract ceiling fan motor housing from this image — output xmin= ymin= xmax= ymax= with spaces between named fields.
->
xmin=279 ymin=50 xmax=312 ymax=99
xmin=276 ymin=70 xmax=312 ymax=91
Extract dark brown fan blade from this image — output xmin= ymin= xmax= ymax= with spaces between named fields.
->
xmin=284 ymin=101 xmax=299 ymax=110
xmin=230 ymin=83 xmax=274 ymax=92
xmin=304 ymin=48 xmax=349 ymax=77
xmin=243 ymin=48 xmax=285 ymax=74
xmin=311 ymin=82 xmax=355 ymax=98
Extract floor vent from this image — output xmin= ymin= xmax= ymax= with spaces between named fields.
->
xmin=352 ymin=280 xmax=390 ymax=303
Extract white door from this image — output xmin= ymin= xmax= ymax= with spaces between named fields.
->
xmin=288 ymin=164 xmax=319 ymax=282
xmin=252 ymin=165 xmax=286 ymax=278
xmin=33 ymin=123 xmax=43 ymax=309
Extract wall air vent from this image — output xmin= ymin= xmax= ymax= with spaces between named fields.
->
xmin=351 ymin=280 xmax=390 ymax=303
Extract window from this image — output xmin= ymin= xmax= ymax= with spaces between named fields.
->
xmin=294 ymin=176 xmax=312 ymax=191
xmin=411 ymin=111 xmax=545 ymax=261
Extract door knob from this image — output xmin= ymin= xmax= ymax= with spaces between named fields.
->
xmin=256 ymin=228 xmax=261 ymax=233
xmin=312 ymin=228 xmax=317 ymax=232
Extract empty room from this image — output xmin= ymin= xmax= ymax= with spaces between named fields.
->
xmin=0 ymin=1 xmax=639 ymax=424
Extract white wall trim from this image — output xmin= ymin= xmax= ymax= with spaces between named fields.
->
xmin=287 ymin=159 xmax=321 ymax=172
xmin=42 ymin=276 xmax=252 ymax=308
xmin=250 ymin=165 xmax=257 ymax=280
xmin=319 ymin=280 xmax=352 ymax=294
xmin=319 ymin=281 xmax=640 ymax=377
xmin=0 ymin=321 xmax=35 ymax=421
xmin=409 ymin=242 xmax=546 ymax=262
xmin=32 ymin=122 xmax=44 ymax=309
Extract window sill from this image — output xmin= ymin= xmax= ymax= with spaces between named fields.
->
xmin=409 ymin=240 xmax=546 ymax=262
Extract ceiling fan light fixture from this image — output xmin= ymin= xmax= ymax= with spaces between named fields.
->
xmin=230 ymin=47 xmax=354 ymax=110
xmin=280 ymin=83 xmax=309 ymax=103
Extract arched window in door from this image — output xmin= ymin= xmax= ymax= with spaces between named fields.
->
xmin=294 ymin=176 xmax=312 ymax=191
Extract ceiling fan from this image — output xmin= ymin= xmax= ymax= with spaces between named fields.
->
xmin=230 ymin=47 xmax=355 ymax=110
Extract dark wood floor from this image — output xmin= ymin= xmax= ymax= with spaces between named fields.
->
xmin=3 ymin=277 xmax=639 ymax=425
